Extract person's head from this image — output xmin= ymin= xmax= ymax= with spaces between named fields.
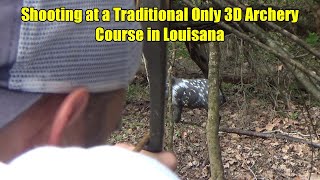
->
xmin=0 ymin=1 xmax=141 ymax=162
xmin=0 ymin=88 xmax=128 ymax=162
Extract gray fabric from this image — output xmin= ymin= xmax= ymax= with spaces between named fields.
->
xmin=0 ymin=1 xmax=30 ymax=128
xmin=0 ymin=1 xmax=21 ymax=87
xmin=10 ymin=0 xmax=141 ymax=93
xmin=0 ymin=88 xmax=42 ymax=128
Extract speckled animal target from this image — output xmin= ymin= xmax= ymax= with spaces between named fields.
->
xmin=168 ymin=77 xmax=225 ymax=123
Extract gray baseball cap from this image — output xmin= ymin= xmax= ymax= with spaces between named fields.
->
xmin=0 ymin=1 xmax=142 ymax=128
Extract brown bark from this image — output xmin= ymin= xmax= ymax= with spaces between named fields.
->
xmin=185 ymin=42 xmax=209 ymax=78
xmin=179 ymin=0 xmax=320 ymax=101
xmin=167 ymin=42 xmax=177 ymax=151
xmin=171 ymin=0 xmax=317 ymax=37
xmin=313 ymin=3 xmax=320 ymax=34
xmin=221 ymin=74 xmax=256 ymax=84
xmin=219 ymin=127 xmax=320 ymax=149
xmin=220 ymin=21 xmax=320 ymax=100
xmin=207 ymin=42 xmax=224 ymax=180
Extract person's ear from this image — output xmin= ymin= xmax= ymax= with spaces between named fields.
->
xmin=48 ymin=87 xmax=89 ymax=145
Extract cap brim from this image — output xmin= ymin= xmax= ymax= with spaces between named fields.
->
xmin=0 ymin=88 xmax=42 ymax=128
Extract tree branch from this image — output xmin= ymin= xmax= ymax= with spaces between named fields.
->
xmin=219 ymin=127 xmax=320 ymax=149
xmin=218 ymin=21 xmax=320 ymax=100
xmin=226 ymin=0 xmax=320 ymax=59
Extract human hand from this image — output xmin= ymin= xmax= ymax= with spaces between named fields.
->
xmin=115 ymin=143 xmax=177 ymax=170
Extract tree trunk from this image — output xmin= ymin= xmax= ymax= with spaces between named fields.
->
xmin=207 ymin=42 xmax=224 ymax=180
xmin=167 ymin=42 xmax=177 ymax=151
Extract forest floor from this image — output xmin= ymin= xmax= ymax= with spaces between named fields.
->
xmin=107 ymin=42 xmax=320 ymax=179
xmin=106 ymin=76 xmax=320 ymax=179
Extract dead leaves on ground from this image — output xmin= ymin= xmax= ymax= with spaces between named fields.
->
xmin=107 ymin=95 xmax=320 ymax=179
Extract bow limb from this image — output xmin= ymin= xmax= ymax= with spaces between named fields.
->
xmin=141 ymin=0 xmax=169 ymax=152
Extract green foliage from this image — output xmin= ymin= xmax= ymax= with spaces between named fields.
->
xmin=174 ymin=129 xmax=181 ymax=137
xmin=168 ymin=42 xmax=190 ymax=59
xmin=305 ymin=32 xmax=320 ymax=46
xmin=126 ymin=84 xmax=149 ymax=102
xmin=288 ymin=111 xmax=300 ymax=120
xmin=114 ymin=134 xmax=123 ymax=141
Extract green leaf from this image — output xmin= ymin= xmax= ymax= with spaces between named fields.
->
xmin=305 ymin=32 xmax=319 ymax=45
